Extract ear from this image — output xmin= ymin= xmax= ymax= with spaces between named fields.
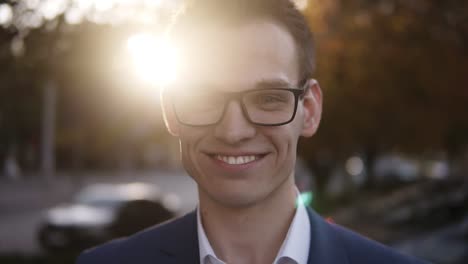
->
xmin=300 ymin=79 xmax=323 ymax=138
xmin=160 ymin=88 xmax=180 ymax=136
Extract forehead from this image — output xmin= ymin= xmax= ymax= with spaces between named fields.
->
xmin=176 ymin=20 xmax=300 ymax=90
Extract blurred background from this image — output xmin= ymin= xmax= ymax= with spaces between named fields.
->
xmin=0 ymin=0 xmax=467 ymax=263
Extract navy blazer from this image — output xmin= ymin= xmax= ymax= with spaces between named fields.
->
xmin=77 ymin=207 xmax=429 ymax=264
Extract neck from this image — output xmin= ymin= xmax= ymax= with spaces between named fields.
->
xmin=198 ymin=176 xmax=297 ymax=264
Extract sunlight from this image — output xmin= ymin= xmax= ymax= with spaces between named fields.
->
xmin=0 ymin=4 xmax=13 ymax=25
xmin=127 ymin=33 xmax=179 ymax=86
xmin=293 ymin=0 xmax=308 ymax=10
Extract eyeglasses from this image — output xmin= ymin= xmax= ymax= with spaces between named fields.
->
xmin=171 ymin=83 xmax=308 ymax=127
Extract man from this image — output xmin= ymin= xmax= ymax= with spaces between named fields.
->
xmin=77 ymin=0 xmax=428 ymax=263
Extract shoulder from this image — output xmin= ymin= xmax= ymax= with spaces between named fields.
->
xmin=76 ymin=211 xmax=197 ymax=264
xmin=328 ymin=222 xmax=429 ymax=264
xmin=306 ymin=208 xmax=429 ymax=264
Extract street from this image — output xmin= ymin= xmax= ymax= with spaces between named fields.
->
xmin=0 ymin=170 xmax=198 ymax=255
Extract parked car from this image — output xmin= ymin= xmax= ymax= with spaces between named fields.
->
xmin=37 ymin=182 xmax=179 ymax=252
xmin=392 ymin=214 xmax=468 ymax=264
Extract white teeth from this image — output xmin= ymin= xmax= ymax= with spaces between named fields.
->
xmin=215 ymin=155 xmax=258 ymax=165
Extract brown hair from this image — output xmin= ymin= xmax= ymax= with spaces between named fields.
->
xmin=168 ymin=0 xmax=316 ymax=80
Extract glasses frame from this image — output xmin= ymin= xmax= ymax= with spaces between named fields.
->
xmin=171 ymin=80 xmax=310 ymax=127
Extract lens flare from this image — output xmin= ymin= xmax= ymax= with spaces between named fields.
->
xmin=127 ymin=33 xmax=179 ymax=86
xmin=296 ymin=191 xmax=313 ymax=207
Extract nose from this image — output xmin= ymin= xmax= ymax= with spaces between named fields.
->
xmin=213 ymin=100 xmax=256 ymax=145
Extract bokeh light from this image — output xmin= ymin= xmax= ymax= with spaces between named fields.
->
xmin=297 ymin=192 xmax=314 ymax=207
xmin=345 ymin=156 xmax=364 ymax=176
xmin=0 ymin=4 xmax=13 ymax=26
xmin=293 ymin=0 xmax=308 ymax=10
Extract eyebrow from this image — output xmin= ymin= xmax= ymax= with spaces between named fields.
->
xmin=172 ymin=78 xmax=297 ymax=93
xmin=255 ymin=79 xmax=294 ymax=89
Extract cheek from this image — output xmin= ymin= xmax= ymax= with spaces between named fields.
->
xmin=178 ymin=128 xmax=207 ymax=177
xmin=179 ymin=140 xmax=190 ymax=164
xmin=267 ymin=127 xmax=299 ymax=162
xmin=180 ymin=140 xmax=203 ymax=185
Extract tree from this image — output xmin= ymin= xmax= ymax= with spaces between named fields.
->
xmin=301 ymin=0 xmax=468 ymax=188
xmin=0 ymin=0 xmax=178 ymax=171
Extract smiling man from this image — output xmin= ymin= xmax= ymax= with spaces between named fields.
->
xmin=77 ymin=0 xmax=428 ymax=263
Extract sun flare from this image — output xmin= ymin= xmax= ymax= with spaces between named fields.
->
xmin=127 ymin=33 xmax=179 ymax=86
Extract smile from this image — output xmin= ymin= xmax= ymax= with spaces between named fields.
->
xmin=214 ymin=155 xmax=260 ymax=165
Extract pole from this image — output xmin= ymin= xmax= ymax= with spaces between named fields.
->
xmin=41 ymin=80 xmax=56 ymax=179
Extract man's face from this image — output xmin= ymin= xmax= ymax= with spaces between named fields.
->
xmin=163 ymin=20 xmax=321 ymax=208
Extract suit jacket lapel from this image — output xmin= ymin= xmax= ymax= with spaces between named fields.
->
xmin=158 ymin=211 xmax=200 ymax=264
xmin=307 ymin=207 xmax=349 ymax=264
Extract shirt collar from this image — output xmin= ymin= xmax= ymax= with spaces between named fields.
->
xmin=197 ymin=207 xmax=223 ymax=264
xmin=274 ymin=195 xmax=310 ymax=264
xmin=197 ymin=191 xmax=311 ymax=264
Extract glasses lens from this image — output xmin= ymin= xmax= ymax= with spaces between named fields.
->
xmin=173 ymin=88 xmax=299 ymax=126
xmin=243 ymin=89 xmax=295 ymax=125
xmin=173 ymin=91 xmax=224 ymax=125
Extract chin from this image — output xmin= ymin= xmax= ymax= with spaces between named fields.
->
xmin=208 ymin=188 xmax=272 ymax=209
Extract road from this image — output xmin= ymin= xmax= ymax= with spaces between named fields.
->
xmin=0 ymin=170 xmax=198 ymax=255
xmin=392 ymin=218 xmax=468 ymax=264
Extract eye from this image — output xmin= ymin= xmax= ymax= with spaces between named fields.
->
xmin=259 ymin=94 xmax=286 ymax=103
xmin=244 ymin=90 xmax=292 ymax=111
xmin=175 ymin=91 xmax=225 ymax=113
xmin=254 ymin=92 xmax=289 ymax=105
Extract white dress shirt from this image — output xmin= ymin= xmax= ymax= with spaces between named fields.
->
xmin=197 ymin=193 xmax=311 ymax=264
